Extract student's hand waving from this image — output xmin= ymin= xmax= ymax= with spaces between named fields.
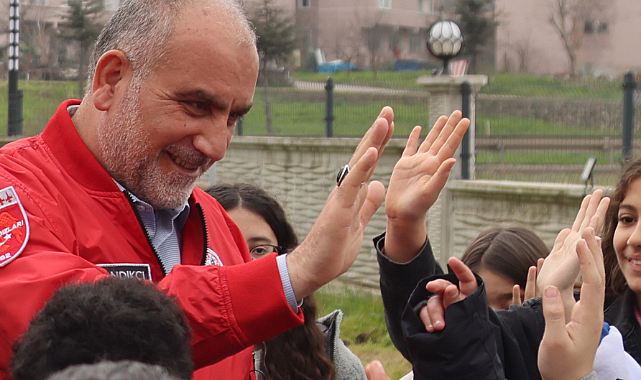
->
xmin=538 ymin=226 xmax=605 ymax=380
xmin=384 ymin=111 xmax=470 ymax=263
xmin=536 ymin=189 xmax=609 ymax=322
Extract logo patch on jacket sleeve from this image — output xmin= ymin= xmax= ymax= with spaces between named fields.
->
xmin=0 ymin=186 xmax=29 ymax=267
xmin=204 ymin=248 xmax=223 ymax=266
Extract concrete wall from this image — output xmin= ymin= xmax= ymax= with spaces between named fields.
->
xmin=199 ymin=136 xmax=594 ymax=289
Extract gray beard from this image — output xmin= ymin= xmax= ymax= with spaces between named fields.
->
xmin=96 ymin=88 xmax=196 ymax=209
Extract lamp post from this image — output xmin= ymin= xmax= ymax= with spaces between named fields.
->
xmin=8 ymin=0 xmax=22 ymax=136
xmin=426 ymin=19 xmax=464 ymax=75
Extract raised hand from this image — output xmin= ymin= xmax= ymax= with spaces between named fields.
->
xmin=287 ymin=107 xmax=395 ymax=300
xmin=538 ymin=227 xmax=604 ymax=380
xmin=512 ymin=258 xmax=544 ymax=306
xmin=384 ymin=111 xmax=470 ymax=262
xmin=419 ymin=256 xmax=478 ymax=332
xmin=536 ymin=189 xmax=609 ymax=321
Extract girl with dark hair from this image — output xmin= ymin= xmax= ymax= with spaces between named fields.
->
xmin=601 ymin=157 xmax=641 ymax=364
xmin=461 ymin=226 xmax=549 ymax=310
xmin=205 ymin=183 xmax=367 ymax=380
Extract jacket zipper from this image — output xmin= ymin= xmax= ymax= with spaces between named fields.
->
xmin=197 ymin=203 xmax=209 ymax=266
xmin=123 ymin=190 xmax=168 ymax=277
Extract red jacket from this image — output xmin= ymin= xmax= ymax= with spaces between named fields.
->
xmin=0 ymin=100 xmax=303 ymax=379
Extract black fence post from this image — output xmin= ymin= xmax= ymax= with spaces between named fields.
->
xmin=622 ymin=71 xmax=636 ymax=165
xmin=7 ymin=0 xmax=22 ymax=136
xmin=325 ymin=77 xmax=334 ymax=137
xmin=8 ymin=88 xmax=23 ymax=136
xmin=460 ymin=81 xmax=471 ymax=179
xmin=236 ymin=117 xmax=243 ymax=136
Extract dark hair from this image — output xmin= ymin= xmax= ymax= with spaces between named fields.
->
xmin=206 ymin=183 xmax=335 ymax=380
xmin=262 ymin=296 xmax=335 ymax=380
xmin=11 ymin=278 xmax=193 ymax=380
xmin=603 ymin=158 xmax=641 ymax=295
xmin=46 ymin=361 xmax=181 ymax=380
xmin=206 ymin=183 xmax=298 ymax=252
xmin=461 ymin=226 xmax=549 ymax=288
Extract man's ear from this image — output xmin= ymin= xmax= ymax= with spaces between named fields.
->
xmin=92 ymin=50 xmax=132 ymax=111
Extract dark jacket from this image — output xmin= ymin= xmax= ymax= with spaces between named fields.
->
xmin=375 ymin=234 xmax=544 ymax=380
xmin=605 ymin=288 xmax=641 ymax=365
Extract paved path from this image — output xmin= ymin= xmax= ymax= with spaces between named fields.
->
xmin=293 ymin=80 xmax=425 ymax=96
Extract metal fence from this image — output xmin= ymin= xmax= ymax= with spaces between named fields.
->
xmin=238 ymin=75 xmax=431 ymax=138
xmin=475 ymin=74 xmax=638 ymax=186
xmin=2 ymin=73 xmax=638 ymax=186
xmin=240 ymin=73 xmax=637 ymax=186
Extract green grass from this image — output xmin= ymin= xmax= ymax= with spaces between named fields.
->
xmin=294 ymin=71 xmax=623 ymax=101
xmin=0 ymin=80 xmax=78 ymax=136
xmin=481 ymin=73 xmax=622 ymax=100
xmin=241 ymin=88 xmax=430 ymax=136
xmin=315 ymin=284 xmax=411 ymax=380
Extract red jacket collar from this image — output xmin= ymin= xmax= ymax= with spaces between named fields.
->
xmin=41 ymin=100 xmax=122 ymax=193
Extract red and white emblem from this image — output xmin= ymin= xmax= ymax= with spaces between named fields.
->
xmin=0 ymin=186 xmax=29 ymax=267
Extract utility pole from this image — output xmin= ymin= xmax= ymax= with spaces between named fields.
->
xmin=8 ymin=0 xmax=23 ymax=136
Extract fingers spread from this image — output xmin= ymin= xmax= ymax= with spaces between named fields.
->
xmin=402 ymin=126 xmax=422 ymax=157
xmin=427 ymin=111 xmax=463 ymax=156
xmin=419 ymin=115 xmax=448 ymax=153
xmin=424 ymin=158 xmax=456 ymax=195
xmin=435 ymin=117 xmax=471 ymax=163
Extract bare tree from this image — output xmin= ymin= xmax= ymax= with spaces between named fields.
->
xmin=59 ymin=0 xmax=105 ymax=97
xmin=454 ymin=0 xmax=498 ymax=74
xmin=15 ymin=4 xmax=60 ymax=80
xmin=362 ymin=23 xmax=389 ymax=77
xmin=333 ymin=21 xmax=363 ymax=74
xmin=248 ymin=0 xmax=296 ymax=135
xmin=548 ymin=0 xmax=602 ymax=76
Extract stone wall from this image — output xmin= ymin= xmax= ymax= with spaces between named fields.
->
xmin=199 ymin=136 xmax=598 ymax=289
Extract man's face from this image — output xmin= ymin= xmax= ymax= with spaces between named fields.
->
xmin=97 ymin=6 xmax=259 ymax=209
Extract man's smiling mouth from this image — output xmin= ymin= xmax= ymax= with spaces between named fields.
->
xmin=167 ymin=151 xmax=200 ymax=170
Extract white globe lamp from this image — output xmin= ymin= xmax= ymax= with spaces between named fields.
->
xmin=426 ymin=20 xmax=464 ymax=75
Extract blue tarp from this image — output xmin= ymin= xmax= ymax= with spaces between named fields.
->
xmin=318 ymin=61 xmax=358 ymax=73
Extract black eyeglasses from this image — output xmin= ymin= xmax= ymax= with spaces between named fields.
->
xmin=250 ymin=244 xmax=283 ymax=259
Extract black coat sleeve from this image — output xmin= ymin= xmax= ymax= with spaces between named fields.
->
xmin=401 ymin=273 xmax=545 ymax=380
xmin=375 ymin=233 xmax=443 ymax=360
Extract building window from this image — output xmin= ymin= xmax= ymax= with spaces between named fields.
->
xmin=410 ymin=34 xmax=423 ymax=53
xmin=378 ymin=0 xmax=391 ymax=9
xmin=585 ymin=20 xmax=609 ymax=34
xmin=298 ymin=0 xmax=310 ymax=7
xmin=418 ymin=0 xmax=433 ymax=14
